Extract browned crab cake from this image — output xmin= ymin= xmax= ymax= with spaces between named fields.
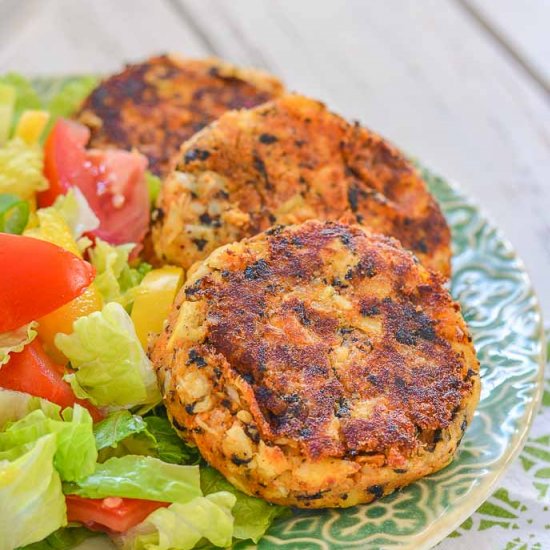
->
xmin=76 ymin=54 xmax=284 ymax=177
xmin=151 ymin=220 xmax=479 ymax=508
xmin=152 ymin=94 xmax=451 ymax=277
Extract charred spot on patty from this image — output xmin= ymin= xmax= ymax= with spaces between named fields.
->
xmin=192 ymin=238 xmax=208 ymax=251
xmin=186 ymin=349 xmax=207 ymax=367
xmin=184 ymin=148 xmax=211 ymax=164
xmin=367 ymin=484 xmax=384 ymax=499
xmin=244 ymin=259 xmax=272 ymax=280
xmin=259 ymin=133 xmax=278 ymax=144
xmin=77 ymin=55 xmax=284 ymax=177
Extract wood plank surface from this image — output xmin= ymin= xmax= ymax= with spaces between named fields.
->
xmin=462 ymin=0 xmax=550 ymax=91
xmin=0 ymin=0 xmax=209 ymax=74
xmin=0 ymin=0 xmax=549 ymax=317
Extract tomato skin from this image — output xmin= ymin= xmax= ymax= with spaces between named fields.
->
xmin=38 ymin=119 xmax=150 ymax=247
xmin=39 ymin=119 xmax=91 ymax=208
xmin=0 ymin=234 xmax=95 ymax=333
xmin=0 ymin=340 xmax=102 ymax=421
xmin=66 ymin=495 xmax=169 ymax=533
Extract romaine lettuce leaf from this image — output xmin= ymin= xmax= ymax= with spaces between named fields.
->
xmin=55 ymin=302 xmax=161 ymax=409
xmin=0 ymin=389 xmax=60 ymax=430
xmin=113 ymin=492 xmax=235 ymax=550
xmin=0 ymin=321 xmax=37 ymax=366
xmin=0 ymin=137 xmax=48 ymax=200
xmin=88 ymin=239 xmax=151 ymax=309
xmin=93 ymin=410 xmax=200 ymax=465
xmin=145 ymin=171 xmax=161 ymax=207
xmin=0 ymin=73 xmax=41 ymax=131
xmin=20 ymin=526 xmax=98 ymax=550
xmin=63 ymin=455 xmax=201 ymax=504
xmin=94 ymin=410 xmax=156 ymax=462
xmin=0 ymin=84 xmax=14 ymax=146
xmin=94 ymin=410 xmax=149 ymax=451
xmin=0 ymin=434 xmax=66 ymax=550
xmin=52 ymin=188 xmax=99 ymax=240
xmin=0 ymin=192 xmax=30 ymax=234
xmin=143 ymin=415 xmax=200 ymax=465
xmin=46 ymin=76 xmax=98 ymax=123
xmin=0 ymin=73 xmax=98 ymax=137
xmin=0 ymin=404 xmax=97 ymax=481
xmin=201 ymin=467 xmax=289 ymax=543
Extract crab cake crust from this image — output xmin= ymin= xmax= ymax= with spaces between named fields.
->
xmin=152 ymin=221 xmax=479 ymax=508
xmin=152 ymin=94 xmax=451 ymax=276
xmin=76 ymin=54 xmax=284 ymax=177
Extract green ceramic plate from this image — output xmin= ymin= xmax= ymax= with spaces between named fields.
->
xmin=33 ymin=78 xmax=545 ymax=550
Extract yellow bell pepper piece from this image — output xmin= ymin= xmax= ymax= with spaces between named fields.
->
xmin=131 ymin=266 xmax=184 ymax=349
xmin=25 ymin=207 xmax=103 ymax=362
xmin=37 ymin=286 xmax=103 ymax=364
xmin=15 ymin=110 xmax=50 ymax=145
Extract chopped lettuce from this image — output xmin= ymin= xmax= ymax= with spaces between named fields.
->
xmin=46 ymin=76 xmax=98 ymax=123
xmin=145 ymin=171 xmax=162 ymax=207
xmin=143 ymin=415 xmax=200 ymax=465
xmin=93 ymin=410 xmax=200 ymax=464
xmin=52 ymin=188 xmax=99 ymax=240
xmin=55 ymin=302 xmax=161 ymax=409
xmin=0 ymin=74 xmax=41 ymax=132
xmin=94 ymin=410 xmax=150 ymax=451
xmin=201 ymin=467 xmax=289 ymax=543
xmin=89 ymin=239 xmax=151 ymax=309
xmin=0 ymin=84 xmax=16 ymax=145
xmin=0 ymin=405 xmax=97 ymax=482
xmin=0 ymin=73 xmax=98 ymax=137
xmin=20 ymin=526 xmax=98 ymax=550
xmin=0 ymin=434 xmax=66 ymax=550
xmin=25 ymin=189 xmax=98 ymax=256
xmin=113 ymin=492 xmax=235 ymax=550
xmin=94 ymin=410 xmax=156 ymax=462
xmin=0 ymin=137 xmax=48 ymax=200
xmin=0 ymin=389 xmax=60 ymax=430
xmin=64 ymin=455 xmax=201 ymax=504
xmin=0 ymin=192 xmax=30 ymax=233
xmin=0 ymin=321 xmax=37 ymax=366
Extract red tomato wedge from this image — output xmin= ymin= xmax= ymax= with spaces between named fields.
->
xmin=85 ymin=149 xmax=150 ymax=246
xmin=0 ymin=234 xmax=95 ymax=333
xmin=66 ymin=495 xmax=169 ymax=533
xmin=38 ymin=119 xmax=150 ymax=246
xmin=0 ymin=340 xmax=102 ymax=421
xmin=40 ymin=119 xmax=90 ymax=207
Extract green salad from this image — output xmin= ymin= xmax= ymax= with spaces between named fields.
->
xmin=0 ymin=75 xmax=287 ymax=550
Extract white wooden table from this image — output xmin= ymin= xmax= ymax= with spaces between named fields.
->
xmin=1 ymin=0 xmax=549 ymax=318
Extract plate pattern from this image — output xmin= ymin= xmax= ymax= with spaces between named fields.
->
xmin=32 ymin=79 xmax=545 ymax=549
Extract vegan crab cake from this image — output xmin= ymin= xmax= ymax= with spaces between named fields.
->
xmin=152 ymin=94 xmax=451 ymax=277
xmin=151 ymin=220 xmax=479 ymax=508
xmin=76 ymin=54 xmax=284 ymax=177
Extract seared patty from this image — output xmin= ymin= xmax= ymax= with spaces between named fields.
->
xmin=152 ymin=94 xmax=451 ymax=276
xmin=76 ymin=54 xmax=284 ymax=177
xmin=152 ymin=220 xmax=479 ymax=508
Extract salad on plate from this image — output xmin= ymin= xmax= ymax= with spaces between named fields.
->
xmin=0 ymin=73 xmax=287 ymax=550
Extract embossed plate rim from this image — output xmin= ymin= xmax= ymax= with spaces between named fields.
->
xmin=404 ymin=174 xmax=546 ymax=549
